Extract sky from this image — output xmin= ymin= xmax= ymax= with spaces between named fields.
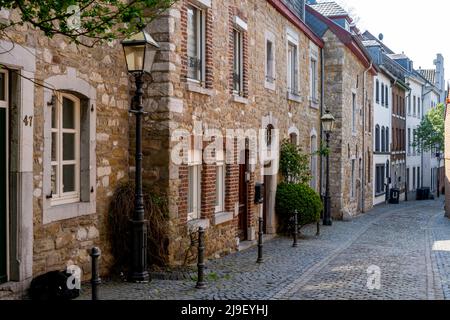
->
xmin=327 ymin=0 xmax=449 ymax=83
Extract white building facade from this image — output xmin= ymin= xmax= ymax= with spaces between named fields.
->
xmin=372 ymin=70 xmax=392 ymax=206
xmin=405 ymin=74 xmax=424 ymax=198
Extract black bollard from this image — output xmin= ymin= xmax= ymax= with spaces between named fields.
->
xmin=257 ymin=217 xmax=264 ymax=264
xmin=90 ymin=247 xmax=101 ymax=300
xmin=293 ymin=212 xmax=299 ymax=248
xmin=316 ymin=221 xmax=320 ymax=236
xmin=196 ymin=227 xmax=206 ymax=289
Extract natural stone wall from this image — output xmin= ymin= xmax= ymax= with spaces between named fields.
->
xmin=0 ymin=8 xmax=130 ymax=281
xmin=143 ymin=0 xmax=323 ymax=264
xmin=322 ymin=29 xmax=374 ymax=219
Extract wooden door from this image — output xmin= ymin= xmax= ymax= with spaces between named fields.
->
xmin=238 ymin=149 xmax=249 ymax=241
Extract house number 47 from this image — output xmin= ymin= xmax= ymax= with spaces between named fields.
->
xmin=23 ymin=115 xmax=33 ymax=127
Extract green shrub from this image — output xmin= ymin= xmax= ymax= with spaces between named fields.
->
xmin=276 ymin=182 xmax=323 ymax=233
xmin=279 ymin=139 xmax=312 ymax=184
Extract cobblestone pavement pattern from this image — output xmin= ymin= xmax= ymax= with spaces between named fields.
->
xmin=78 ymin=200 xmax=450 ymax=300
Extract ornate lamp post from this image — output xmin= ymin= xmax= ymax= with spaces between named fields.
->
xmin=321 ymin=110 xmax=335 ymax=226
xmin=122 ymin=29 xmax=159 ymax=283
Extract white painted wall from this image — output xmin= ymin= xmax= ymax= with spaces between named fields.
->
xmin=406 ymin=75 xmax=423 ymax=195
xmin=373 ymin=72 xmax=392 ymax=206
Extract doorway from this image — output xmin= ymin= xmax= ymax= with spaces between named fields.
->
xmin=238 ymin=147 xmax=249 ymax=241
xmin=0 ymin=70 xmax=8 ymax=284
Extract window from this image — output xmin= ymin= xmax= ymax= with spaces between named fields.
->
xmin=375 ymin=125 xmax=380 ymax=152
xmin=51 ymin=93 xmax=80 ymax=205
xmin=287 ymin=41 xmax=298 ymax=95
xmin=418 ymin=98 xmax=421 ymax=118
xmin=187 ymin=5 xmax=205 ymax=82
xmin=385 ymin=86 xmax=388 ymax=108
xmin=376 ymin=165 xmax=385 ymax=195
xmin=413 ymin=129 xmax=416 ymax=155
xmin=386 ymin=127 xmax=389 ymax=152
xmin=352 ymin=93 xmax=356 ymax=133
xmin=265 ymin=38 xmax=275 ymax=85
xmin=188 ymin=164 xmax=201 ymax=221
xmin=381 ymin=126 xmax=386 ymax=152
xmin=233 ymin=28 xmax=243 ymax=95
xmin=408 ymin=128 xmax=411 ymax=155
xmin=310 ymin=58 xmax=318 ymax=101
xmin=351 ymin=160 xmax=356 ymax=198
xmin=381 ymin=83 xmax=385 ymax=106
xmin=408 ymin=96 xmax=411 ymax=115
xmin=376 ymin=80 xmax=379 ymax=103
xmin=289 ymin=132 xmax=298 ymax=145
xmin=310 ymin=135 xmax=318 ymax=190
xmin=215 ymin=164 xmax=225 ymax=213
xmin=413 ymin=167 xmax=416 ymax=191
xmin=413 ymin=96 xmax=416 ymax=116
xmin=417 ymin=167 xmax=420 ymax=189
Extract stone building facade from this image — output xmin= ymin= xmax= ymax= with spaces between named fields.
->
xmin=142 ymin=0 xmax=324 ymax=264
xmin=0 ymin=9 xmax=130 ymax=297
xmin=306 ymin=2 xmax=375 ymax=219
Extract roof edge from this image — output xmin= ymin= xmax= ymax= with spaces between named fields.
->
xmin=267 ymin=0 xmax=324 ymax=48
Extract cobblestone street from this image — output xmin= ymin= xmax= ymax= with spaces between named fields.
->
xmin=78 ymin=200 xmax=450 ymax=300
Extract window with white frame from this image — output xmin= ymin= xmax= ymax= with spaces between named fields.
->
xmin=381 ymin=83 xmax=384 ymax=106
xmin=51 ymin=93 xmax=80 ymax=205
xmin=265 ymin=36 xmax=275 ymax=85
xmin=187 ymin=4 xmax=205 ymax=82
xmin=215 ymin=164 xmax=225 ymax=213
xmin=413 ymin=96 xmax=416 ymax=116
xmin=287 ymin=37 xmax=299 ymax=95
xmin=385 ymin=86 xmax=388 ymax=108
xmin=233 ymin=28 xmax=243 ymax=95
xmin=187 ymin=164 xmax=201 ymax=221
xmin=310 ymin=58 xmax=318 ymax=101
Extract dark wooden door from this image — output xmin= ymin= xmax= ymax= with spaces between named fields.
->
xmin=238 ymin=150 xmax=249 ymax=241
xmin=0 ymin=107 xmax=6 ymax=284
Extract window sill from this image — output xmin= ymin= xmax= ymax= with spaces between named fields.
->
xmin=264 ymin=81 xmax=276 ymax=91
xmin=187 ymin=218 xmax=210 ymax=232
xmin=309 ymin=98 xmax=320 ymax=109
xmin=231 ymin=94 xmax=249 ymax=105
xmin=375 ymin=192 xmax=386 ymax=197
xmin=287 ymin=92 xmax=302 ymax=103
xmin=44 ymin=201 xmax=95 ymax=224
xmin=186 ymin=81 xmax=214 ymax=96
xmin=213 ymin=211 xmax=234 ymax=226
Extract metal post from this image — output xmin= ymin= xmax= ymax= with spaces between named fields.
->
xmin=257 ymin=217 xmax=264 ymax=263
xmin=129 ymin=72 xmax=149 ymax=283
xmin=293 ymin=211 xmax=299 ymax=248
xmin=90 ymin=247 xmax=101 ymax=301
xmin=316 ymin=221 xmax=320 ymax=236
xmin=196 ymin=227 xmax=206 ymax=289
xmin=323 ymin=132 xmax=332 ymax=226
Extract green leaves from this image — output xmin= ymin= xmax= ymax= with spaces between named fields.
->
xmin=412 ymin=103 xmax=445 ymax=153
xmin=279 ymin=139 xmax=312 ymax=185
xmin=0 ymin=0 xmax=178 ymax=47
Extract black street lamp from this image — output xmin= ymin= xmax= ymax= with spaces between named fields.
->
xmin=122 ymin=29 xmax=159 ymax=283
xmin=321 ymin=110 xmax=335 ymax=226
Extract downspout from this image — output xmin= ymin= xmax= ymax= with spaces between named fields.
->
xmin=391 ymin=78 xmax=398 ymax=189
xmin=362 ymin=61 xmax=373 ymax=213
xmin=405 ymin=84 xmax=412 ymax=201
xmin=320 ymin=48 xmax=325 ymax=200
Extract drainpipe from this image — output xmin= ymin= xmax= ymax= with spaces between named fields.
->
xmin=320 ymin=49 xmax=325 ymax=199
xmin=405 ymin=84 xmax=412 ymax=201
xmin=362 ymin=61 xmax=372 ymax=213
